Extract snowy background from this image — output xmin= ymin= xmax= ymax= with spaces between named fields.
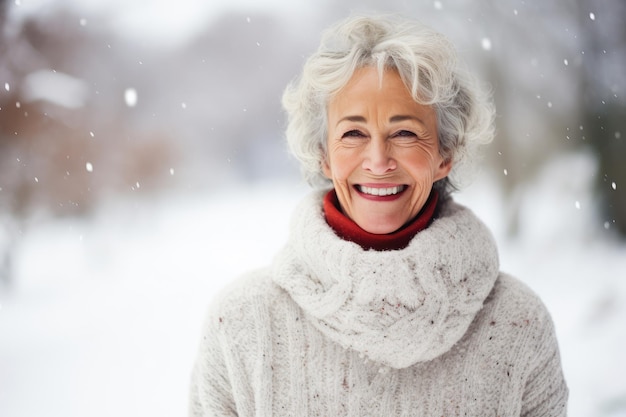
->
xmin=1 ymin=0 xmax=625 ymax=416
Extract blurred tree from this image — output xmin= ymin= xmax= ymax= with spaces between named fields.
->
xmin=0 ymin=7 xmax=179 ymax=285
xmin=474 ymin=1 xmax=583 ymax=236
xmin=577 ymin=0 xmax=626 ymax=237
xmin=150 ymin=12 xmax=306 ymax=183
xmin=0 ymin=0 xmax=11 ymax=286
xmin=0 ymin=6 xmax=313 ymax=285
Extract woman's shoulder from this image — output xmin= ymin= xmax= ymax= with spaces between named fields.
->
xmin=490 ymin=273 xmax=548 ymax=308
xmin=204 ymin=268 xmax=289 ymax=327
xmin=481 ymin=273 xmax=557 ymax=334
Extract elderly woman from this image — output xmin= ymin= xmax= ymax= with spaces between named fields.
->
xmin=189 ymin=15 xmax=568 ymax=416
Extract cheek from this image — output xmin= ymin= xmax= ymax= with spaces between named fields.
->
xmin=326 ymin=150 xmax=354 ymax=181
xmin=406 ymin=155 xmax=442 ymax=183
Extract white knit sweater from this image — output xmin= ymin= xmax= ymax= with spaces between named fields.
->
xmin=189 ymin=191 xmax=568 ymax=416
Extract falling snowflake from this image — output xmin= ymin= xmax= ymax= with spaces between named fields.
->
xmin=86 ymin=162 xmax=93 ymax=172
xmin=589 ymin=12 xmax=596 ymax=21
xmin=481 ymin=38 xmax=492 ymax=51
xmin=124 ymin=88 xmax=138 ymax=107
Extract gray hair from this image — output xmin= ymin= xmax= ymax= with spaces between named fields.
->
xmin=282 ymin=15 xmax=495 ymax=197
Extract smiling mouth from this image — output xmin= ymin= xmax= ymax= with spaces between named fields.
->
xmin=356 ymin=185 xmax=407 ymax=196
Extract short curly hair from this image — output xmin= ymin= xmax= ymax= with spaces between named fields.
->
xmin=282 ymin=14 xmax=495 ymax=197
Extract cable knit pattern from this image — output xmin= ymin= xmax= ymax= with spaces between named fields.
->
xmin=273 ymin=190 xmax=500 ymax=368
xmin=189 ymin=191 xmax=568 ymax=416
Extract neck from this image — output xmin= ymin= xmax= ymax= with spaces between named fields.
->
xmin=322 ymin=189 xmax=438 ymax=251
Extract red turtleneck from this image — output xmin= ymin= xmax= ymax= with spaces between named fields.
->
xmin=322 ymin=189 xmax=439 ymax=251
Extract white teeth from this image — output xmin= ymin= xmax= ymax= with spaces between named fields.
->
xmin=359 ymin=185 xmax=404 ymax=196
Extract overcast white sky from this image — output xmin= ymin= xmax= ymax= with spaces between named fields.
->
xmin=9 ymin=0 xmax=319 ymax=47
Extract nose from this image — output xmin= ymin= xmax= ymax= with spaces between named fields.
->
xmin=362 ymin=136 xmax=396 ymax=175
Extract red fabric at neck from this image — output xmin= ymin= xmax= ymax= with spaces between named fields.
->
xmin=322 ymin=189 xmax=439 ymax=251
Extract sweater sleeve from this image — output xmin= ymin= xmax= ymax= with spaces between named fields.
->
xmin=520 ymin=311 xmax=569 ymax=417
xmin=188 ymin=314 xmax=238 ymax=417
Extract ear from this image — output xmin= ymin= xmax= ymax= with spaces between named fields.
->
xmin=321 ymin=155 xmax=332 ymax=179
xmin=434 ymin=158 xmax=453 ymax=182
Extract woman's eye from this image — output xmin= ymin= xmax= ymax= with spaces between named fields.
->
xmin=393 ymin=130 xmax=417 ymax=138
xmin=342 ymin=130 xmax=366 ymax=138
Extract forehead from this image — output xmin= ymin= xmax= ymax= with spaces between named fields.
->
xmin=333 ymin=66 xmax=408 ymax=98
xmin=328 ymin=66 xmax=435 ymax=122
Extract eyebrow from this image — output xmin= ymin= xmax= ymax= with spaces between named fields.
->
xmin=336 ymin=115 xmax=426 ymax=126
xmin=336 ymin=115 xmax=366 ymax=125
xmin=389 ymin=115 xmax=426 ymax=125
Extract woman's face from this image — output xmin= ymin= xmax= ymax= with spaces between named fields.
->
xmin=323 ymin=66 xmax=452 ymax=234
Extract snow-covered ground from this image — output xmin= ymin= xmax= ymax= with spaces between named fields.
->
xmin=1 ymin=158 xmax=625 ymax=416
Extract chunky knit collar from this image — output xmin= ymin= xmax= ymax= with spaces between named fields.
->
xmin=272 ymin=190 xmax=500 ymax=369
xmin=323 ymin=189 xmax=438 ymax=251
